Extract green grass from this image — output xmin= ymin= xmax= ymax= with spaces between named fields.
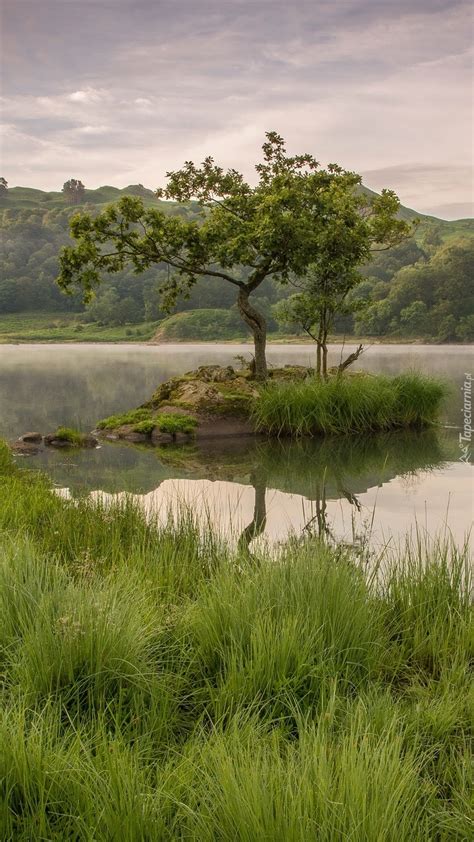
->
xmin=0 ymin=439 xmax=472 ymax=840
xmin=51 ymin=426 xmax=88 ymax=446
xmin=96 ymin=408 xmax=153 ymax=430
xmin=133 ymin=414 xmax=198 ymax=437
xmin=155 ymin=413 xmax=198 ymax=436
xmin=0 ymin=312 xmax=161 ymax=343
xmin=253 ymin=372 xmax=449 ymax=436
xmin=98 ymin=410 xmax=198 ymax=437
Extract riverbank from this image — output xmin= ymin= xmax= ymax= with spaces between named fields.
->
xmin=0 ymin=312 xmax=470 ymax=345
xmin=1 ymin=439 xmax=471 ymax=839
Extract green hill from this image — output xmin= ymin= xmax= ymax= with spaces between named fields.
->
xmin=2 ymin=184 xmax=179 ymax=213
xmin=4 ymin=183 xmax=473 ymax=242
xmin=0 ymin=183 xmax=472 ymax=342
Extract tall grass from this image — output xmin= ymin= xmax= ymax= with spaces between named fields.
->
xmin=253 ymin=372 xmax=449 ymax=436
xmin=0 ymin=441 xmax=472 ymax=839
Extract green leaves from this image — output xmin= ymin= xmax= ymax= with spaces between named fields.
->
xmin=56 ymin=133 xmax=413 ymax=366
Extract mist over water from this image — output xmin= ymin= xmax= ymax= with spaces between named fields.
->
xmin=1 ymin=342 xmax=472 ymax=548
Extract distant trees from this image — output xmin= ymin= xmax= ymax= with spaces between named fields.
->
xmin=57 ymin=132 xmax=410 ymax=379
xmin=0 ymin=183 xmax=472 ymax=343
xmin=355 ymin=239 xmax=474 ymax=341
xmin=86 ymin=288 xmax=143 ymax=325
xmin=62 ymin=179 xmax=85 ymax=205
xmin=0 ymin=178 xmax=8 ymax=197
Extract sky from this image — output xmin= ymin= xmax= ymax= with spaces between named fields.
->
xmin=1 ymin=0 xmax=472 ymax=219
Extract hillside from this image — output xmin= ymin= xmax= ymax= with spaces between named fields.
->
xmin=0 ymin=184 xmax=473 ymax=342
xmin=4 ymin=183 xmax=473 ymax=242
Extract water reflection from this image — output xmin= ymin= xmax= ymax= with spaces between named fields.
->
xmin=2 ymin=343 xmax=472 ymax=548
xmin=34 ymin=428 xmax=472 ymax=550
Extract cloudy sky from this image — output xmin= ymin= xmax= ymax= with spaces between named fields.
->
xmin=1 ymin=0 xmax=472 ymax=218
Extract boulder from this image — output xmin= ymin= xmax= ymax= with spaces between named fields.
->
xmin=115 ymin=427 xmax=150 ymax=443
xmin=9 ymin=440 xmax=41 ymax=456
xmin=44 ymin=432 xmax=98 ymax=448
xmin=19 ymin=431 xmax=43 ymax=443
xmin=82 ymin=434 xmax=99 ymax=448
xmin=44 ymin=436 xmax=71 ymax=448
xmin=195 ymin=364 xmax=236 ymax=383
xmin=172 ymin=380 xmax=226 ymax=410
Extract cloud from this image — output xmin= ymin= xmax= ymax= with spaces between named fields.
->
xmin=67 ymin=88 xmax=104 ymax=104
xmin=1 ymin=0 xmax=471 ymax=219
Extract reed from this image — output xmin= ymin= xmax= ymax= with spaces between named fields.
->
xmin=253 ymin=372 xmax=449 ymax=436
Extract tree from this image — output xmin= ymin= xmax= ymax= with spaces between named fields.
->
xmin=275 ymin=262 xmax=365 ymax=377
xmin=274 ymin=214 xmax=414 ymax=376
xmin=0 ymin=177 xmax=8 ymax=196
xmin=57 ymin=133 xmax=412 ymax=380
xmin=399 ymin=300 xmax=428 ymax=335
xmin=62 ymin=179 xmax=85 ymax=205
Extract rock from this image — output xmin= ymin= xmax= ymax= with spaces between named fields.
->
xmin=194 ymin=365 xmax=236 ymax=383
xmin=195 ymin=418 xmax=255 ymax=439
xmin=151 ymin=429 xmax=172 ymax=444
xmin=10 ymin=440 xmax=41 ymax=456
xmin=172 ymin=380 xmax=226 ymax=410
xmin=116 ymin=429 xmax=150 ymax=443
xmin=82 ymin=434 xmax=99 ymax=448
xmin=44 ymin=436 xmax=71 ymax=448
xmin=44 ymin=432 xmax=98 ymax=448
xmin=155 ymin=405 xmax=194 ymax=417
xmin=19 ymin=431 xmax=42 ymax=443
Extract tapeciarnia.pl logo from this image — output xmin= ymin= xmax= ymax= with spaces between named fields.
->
xmin=459 ymin=372 xmax=472 ymax=463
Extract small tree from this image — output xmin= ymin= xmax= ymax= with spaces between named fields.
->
xmin=274 ymin=210 xmax=414 ymax=376
xmin=57 ymin=133 xmax=411 ymax=380
xmin=62 ymin=179 xmax=85 ymax=205
xmin=0 ymin=177 xmax=8 ymax=196
xmin=274 ymin=265 xmax=363 ymax=377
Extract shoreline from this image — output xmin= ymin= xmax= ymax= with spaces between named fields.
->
xmin=1 ymin=337 xmax=473 ymax=348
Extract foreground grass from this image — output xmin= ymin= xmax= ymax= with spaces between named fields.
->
xmin=0 ymin=441 xmax=472 ymax=840
xmin=254 ymin=372 xmax=449 ymax=436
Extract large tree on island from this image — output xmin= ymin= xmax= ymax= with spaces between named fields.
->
xmin=57 ymin=133 xmax=411 ymax=380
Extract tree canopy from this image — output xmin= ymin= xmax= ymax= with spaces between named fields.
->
xmin=57 ymin=132 xmax=412 ymax=378
xmin=62 ymin=179 xmax=86 ymax=205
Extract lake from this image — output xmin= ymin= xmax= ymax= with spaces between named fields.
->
xmin=1 ymin=343 xmax=472 ymax=549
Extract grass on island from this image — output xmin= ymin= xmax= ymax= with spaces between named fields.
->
xmin=0 ymin=439 xmax=472 ymax=839
xmin=49 ymin=426 xmax=90 ymax=446
xmin=97 ymin=409 xmax=198 ymax=438
xmin=96 ymin=407 xmax=154 ymax=430
xmin=253 ymin=372 xmax=449 ymax=436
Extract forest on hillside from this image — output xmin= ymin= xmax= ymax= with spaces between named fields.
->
xmin=1 ymin=186 xmax=473 ymax=341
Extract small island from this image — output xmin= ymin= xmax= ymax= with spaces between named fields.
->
xmin=94 ymin=363 xmax=448 ymax=443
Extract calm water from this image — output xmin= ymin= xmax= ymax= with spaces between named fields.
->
xmin=1 ymin=343 xmax=472 ymax=549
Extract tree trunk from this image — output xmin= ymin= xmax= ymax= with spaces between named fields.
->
xmin=237 ymin=287 xmax=267 ymax=381
xmin=321 ymin=330 xmax=328 ymax=380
